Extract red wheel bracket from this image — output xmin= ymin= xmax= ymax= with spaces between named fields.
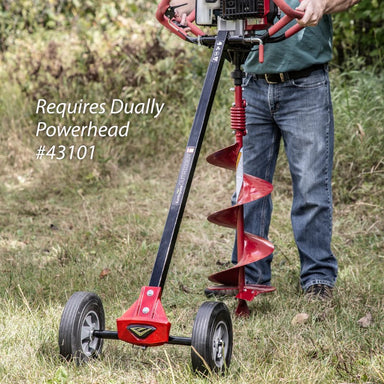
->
xmin=117 ymin=286 xmax=171 ymax=346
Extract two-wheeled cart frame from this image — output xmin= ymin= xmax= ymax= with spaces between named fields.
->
xmin=58 ymin=0 xmax=305 ymax=374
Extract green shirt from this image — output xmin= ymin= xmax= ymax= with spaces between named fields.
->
xmin=244 ymin=0 xmax=333 ymax=74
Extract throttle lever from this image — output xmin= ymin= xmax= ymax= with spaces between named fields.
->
xmin=164 ymin=2 xmax=188 ymax=19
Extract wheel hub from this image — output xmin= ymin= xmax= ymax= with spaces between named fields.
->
xmin=81 ymin=310 xmax=101 ymax=356
xmin=212 ymin=321 xmax=229 ymax=367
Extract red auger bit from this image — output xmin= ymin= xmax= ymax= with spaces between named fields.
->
xmin=206 ymin=73 xmax=276 ymax=317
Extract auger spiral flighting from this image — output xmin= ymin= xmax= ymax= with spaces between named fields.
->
xmin=206 ymin=64 xmax=276 ymax=317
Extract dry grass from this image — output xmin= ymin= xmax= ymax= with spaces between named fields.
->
xmin=1 ymin=144 xmax=383 ymax=383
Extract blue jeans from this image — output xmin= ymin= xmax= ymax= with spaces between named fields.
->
xmin=232 ymin=66 xmax=338 ymax=291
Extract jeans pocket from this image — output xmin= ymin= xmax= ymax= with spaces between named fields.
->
xmin=292 ymin=70 xmax=327 ymax=88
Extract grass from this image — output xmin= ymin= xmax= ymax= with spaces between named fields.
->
xmin=0 ymin=6 xmax=384 ymax=384
xmin=1 ymin=151 xmax=383 ymax=383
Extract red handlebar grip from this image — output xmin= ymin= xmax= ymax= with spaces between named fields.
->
xmin=285 ymin=23 xmax=304 ymax=38
xmin=259 ymin=44 xmax=264 ymax=63
xmin=268 ymin=14 xmax=293 ymax=36
xmin=273 ymin=0 xmax=304 ymax=19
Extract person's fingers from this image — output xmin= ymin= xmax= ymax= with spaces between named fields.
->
xmin=180 ymin=13 xmax=187 ymax=26
xmin=170 ymin=0 xmax=194 ymax=16
xmin=296 ymin=0 xmax=325 ymax=26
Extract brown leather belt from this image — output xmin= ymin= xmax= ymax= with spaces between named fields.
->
xmin=253 ymin=64 xmax=327 ymax=84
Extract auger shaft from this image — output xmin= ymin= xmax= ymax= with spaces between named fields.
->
xmin=232 ymin=66 xmax=249 ymax=315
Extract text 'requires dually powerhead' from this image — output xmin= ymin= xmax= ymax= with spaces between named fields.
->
xmin=35 ymin=98 xmax=165 ymax=138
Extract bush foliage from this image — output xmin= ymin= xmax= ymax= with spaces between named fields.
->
xmin=332 ymin=0 xmax=383 ymax=68
xmin=0 ymin=0 xmax=382 ymax=69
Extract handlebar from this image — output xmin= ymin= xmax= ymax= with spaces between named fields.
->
xmin=155 ymin=0 xmax=204 ymax=40
xmin=155 ymin=0 xmax=306 ymax=59
xmin=266 ymin=0 xmax=304 ymax=39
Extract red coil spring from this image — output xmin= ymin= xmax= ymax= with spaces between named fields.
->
xmin=230 ymin=101 xmax=246 ymax=132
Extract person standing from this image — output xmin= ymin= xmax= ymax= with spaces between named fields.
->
xmin=228 ymin=0 xmax=360 ymax=300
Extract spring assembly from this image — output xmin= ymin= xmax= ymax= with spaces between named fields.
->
xmin=230 ymin=102 xmax=246 ymax=131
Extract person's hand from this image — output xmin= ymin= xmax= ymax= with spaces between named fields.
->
xmin=296 ymin=0 xmax=327 ymax=26
xmin=170 ymin=0 xmax=194 ymax=26
xmin=170 ymin=0 xmax=194 ymax=17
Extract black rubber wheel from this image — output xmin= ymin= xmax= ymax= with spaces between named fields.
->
xmin=191 ymin=301 xmax=233 ymax=374
xmin=58 ymin=291 xmax=105 ymax=364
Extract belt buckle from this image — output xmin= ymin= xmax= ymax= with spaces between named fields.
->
xmin=264 ymin=73 xmax=286 ymax=84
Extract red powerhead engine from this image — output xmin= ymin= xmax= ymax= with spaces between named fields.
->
xmin=195 ymin=0 xmax=279 ymax=31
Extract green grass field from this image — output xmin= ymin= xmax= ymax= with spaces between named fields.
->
xmin=0 ymin=5 xmax=383 ymax=383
